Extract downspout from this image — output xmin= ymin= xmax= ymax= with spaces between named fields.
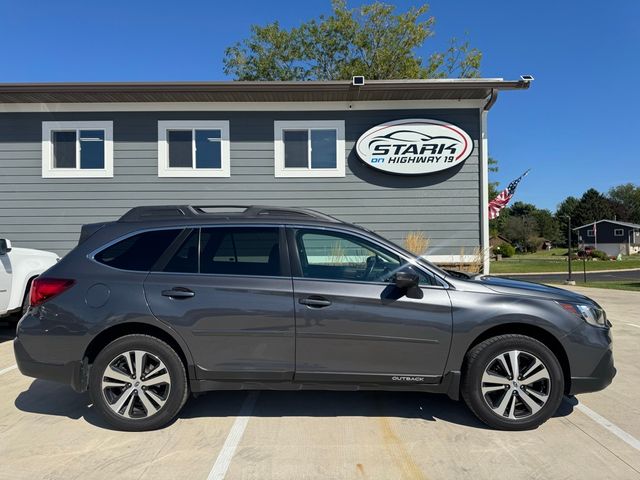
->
xmin=484 ymin=88 xmax=499 ymax=111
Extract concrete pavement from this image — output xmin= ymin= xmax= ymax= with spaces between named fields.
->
xmin=0 ymin=286 xmax=639 ymax=479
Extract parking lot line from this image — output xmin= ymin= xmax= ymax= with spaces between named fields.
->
xmin=575 ymin=402 xmax=640 ymax=452
xmin=0 ymin=364 xmax=17 ymax=376
xmin=207 ymin=391 xmax=259 ymax=480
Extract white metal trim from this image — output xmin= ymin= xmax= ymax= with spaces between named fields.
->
xmin=480 ymin=110 xmax=490 ymax=274
xmin=157 ymin=120 xmax=230 ymax=178
xmin=4 ymin=99 xmax=486 ymax=113
xmin=41 ymin=121 xmax=113 ymax=178
xmin=274 ymin=120 xmax=345 ymax=178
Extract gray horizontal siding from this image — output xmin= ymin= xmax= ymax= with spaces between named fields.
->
xmin=0 ymin=109 xmax=481 ymax=256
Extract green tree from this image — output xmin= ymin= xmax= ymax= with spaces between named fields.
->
xmin=573 ymin=188 xmax=614 ymax=227
xmin=509 ymin=201 xmax=537 ymax=218
xmin=608 ymin=183 xmax=640 ymax=223
xmin=223 ymin=1 xmax=482 ymax=80
xmin=532 ymin=209 xmax=562 ymax=244
xmin=504 ymin=215 xmax=539 ymax=252
xmin=488 ymin=157 xmax=499 ymax=200
xmin=555 ymin=195 xmax=580 ymax=247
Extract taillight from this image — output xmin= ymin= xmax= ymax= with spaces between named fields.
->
xmin=29 ymin=278 xmax=75 ymax=307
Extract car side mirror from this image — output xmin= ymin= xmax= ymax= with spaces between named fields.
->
xmin=394 ymin=268 xmax=419 ymax=289
xmin=0 ymin=239 xmax=11 ymax=255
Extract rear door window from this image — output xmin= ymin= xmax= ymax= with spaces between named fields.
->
xmin=200 ymin=227 xmax=282 ymax=276
xmin=95 ymin=229 xmax=181 ymax=271
xmin=162 ymin=230 xmax=199 ymax=273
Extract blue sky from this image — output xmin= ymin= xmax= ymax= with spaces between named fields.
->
xmin=1 ymin=0 xmax=638 ymax=211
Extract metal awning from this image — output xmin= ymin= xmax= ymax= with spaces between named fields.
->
xmin=0 ymin=78 xmax=530 ymax=106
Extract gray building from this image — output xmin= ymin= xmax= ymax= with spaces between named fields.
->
xmin=0 ymin=78 xmax=530 ymax=272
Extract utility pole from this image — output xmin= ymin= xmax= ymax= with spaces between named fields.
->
xmin=565 ymin=215 xmax=575 ymax=285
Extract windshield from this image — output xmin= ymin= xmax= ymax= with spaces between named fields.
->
xmin=415 ymin=256 xmax=450 ymax=278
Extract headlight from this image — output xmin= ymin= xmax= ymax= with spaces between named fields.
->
xmin=557 ymin=301 xmax=608 ymax=327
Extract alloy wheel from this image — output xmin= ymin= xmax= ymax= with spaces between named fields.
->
xmin=481 ymin=349 xmax=551 ymax=420
xmin=101 ymin=350 xmax=171 ymax=419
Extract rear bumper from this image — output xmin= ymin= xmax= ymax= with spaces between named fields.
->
xmin=13 ymin=337 xmax=88 ymax=392
xmin=569 ymin=348 xmax=616 ymax=395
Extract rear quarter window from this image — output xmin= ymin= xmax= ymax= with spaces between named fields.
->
xmin=94 ymin=229 xmax=181 ymax=271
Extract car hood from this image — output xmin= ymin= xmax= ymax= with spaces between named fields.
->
xmin=471 ymin=275 xmax=593 ymax=303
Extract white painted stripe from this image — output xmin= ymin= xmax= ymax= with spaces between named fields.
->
xmin=575 ymin=402 xmax=640 ymax=451
xmin=0 ymin=364 xmax=17 ymax=376
xmin=624 ymin=323 xmax=640 ymax=329
xmin=207 ymin=392 xmax=259 ymax=480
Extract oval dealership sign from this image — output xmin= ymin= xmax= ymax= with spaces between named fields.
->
xmin=356 ymin=119 xmax=473 ymax=175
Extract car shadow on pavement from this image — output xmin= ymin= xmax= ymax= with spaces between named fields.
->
xmin=14 ymin=380 xmax=575 ymax=431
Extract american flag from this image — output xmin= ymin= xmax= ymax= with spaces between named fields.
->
xmin=488 ymin=169 xmax=530 ymax=220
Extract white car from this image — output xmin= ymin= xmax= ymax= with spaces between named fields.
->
xmin=0 ymin=238 xmax=59 ymax=320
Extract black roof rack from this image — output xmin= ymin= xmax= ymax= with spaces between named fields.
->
xmin=118 ymin=205 xmax=342 ymax=223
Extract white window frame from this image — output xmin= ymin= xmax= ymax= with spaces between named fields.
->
xmin=42 ymin=121 xmax=113 ymax=178
xmin=614 ymin=228 xmax=624 ymax=237
xmin=587 ymin=229 xmax=595 ymax=237
xmin=274 ymin=120 xmax=345 ymax=178
xmin=158 ymin=120 xmax=230 ymax=178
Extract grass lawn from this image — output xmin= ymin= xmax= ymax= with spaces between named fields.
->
xmin=490 ymin=252 xmax=640 ymax=274
xmin=547 ymin=281 xmax=640 ymax=292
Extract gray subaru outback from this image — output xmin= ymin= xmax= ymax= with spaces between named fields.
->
xmin=14 ymin=205 xmax=615 ymax=431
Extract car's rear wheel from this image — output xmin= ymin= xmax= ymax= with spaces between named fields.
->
xmin=461 ymin=334 xmax=564 ymax=430
xmin=89 ymin=334 xmax=188 ymax=431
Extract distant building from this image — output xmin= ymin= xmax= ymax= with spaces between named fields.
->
xmin=489 ymin=235 xmax=512 ymax=248
xmin=574 ymin=220 xmax=640 ymax=256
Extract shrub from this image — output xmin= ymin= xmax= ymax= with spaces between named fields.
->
xmin=403 ymin=231 xmax=430 ymax=256
xmin=590 ymin=249 xmax=609 ymax=261
xmin=493 ymin=244 xmax=515 ymax=257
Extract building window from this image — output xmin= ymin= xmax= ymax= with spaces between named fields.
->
xmin=158 ymin=121 xmax=230 ymax=177
xmin=586 ymin=229 xmax=595 ymax=237
xmin=274 ymin=120 xmax=345 ymax=178
xmin=614 ymin=228 xmax=624 ymax=237
xmin=42 ymin=121 xmax=113 ymax=178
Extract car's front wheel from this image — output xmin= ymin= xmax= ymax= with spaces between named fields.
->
xmin=89 ymin=334 xmax=189 ymax=431
xmin=461 ymin=334 xmax=564 ymax=430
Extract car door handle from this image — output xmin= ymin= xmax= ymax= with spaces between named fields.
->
xmin=162 ymin=288 xmax=195 ymax=299
xmin=299 ymin=296 xmax=332 ymax=308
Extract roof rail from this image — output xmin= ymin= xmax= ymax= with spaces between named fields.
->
xmin=117 ymin=205 xmax=342 ymax=223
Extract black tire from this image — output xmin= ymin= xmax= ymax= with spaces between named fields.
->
xmin=461 ymin=334 xmax=564 ymax=431
xmin=89 ymin=334 xmax=189 ymax=431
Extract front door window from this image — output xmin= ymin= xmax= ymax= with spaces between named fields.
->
xmin=295 ymin=229 xmax=433 ymax=285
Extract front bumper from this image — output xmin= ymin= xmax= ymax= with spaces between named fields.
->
xmin=564 ymin=320 xmax=616 ymax=396
xmin=14 ymin=337 xmax=88 ymax=392
xmin=569 ymin=347 xmax=616 ymax=395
